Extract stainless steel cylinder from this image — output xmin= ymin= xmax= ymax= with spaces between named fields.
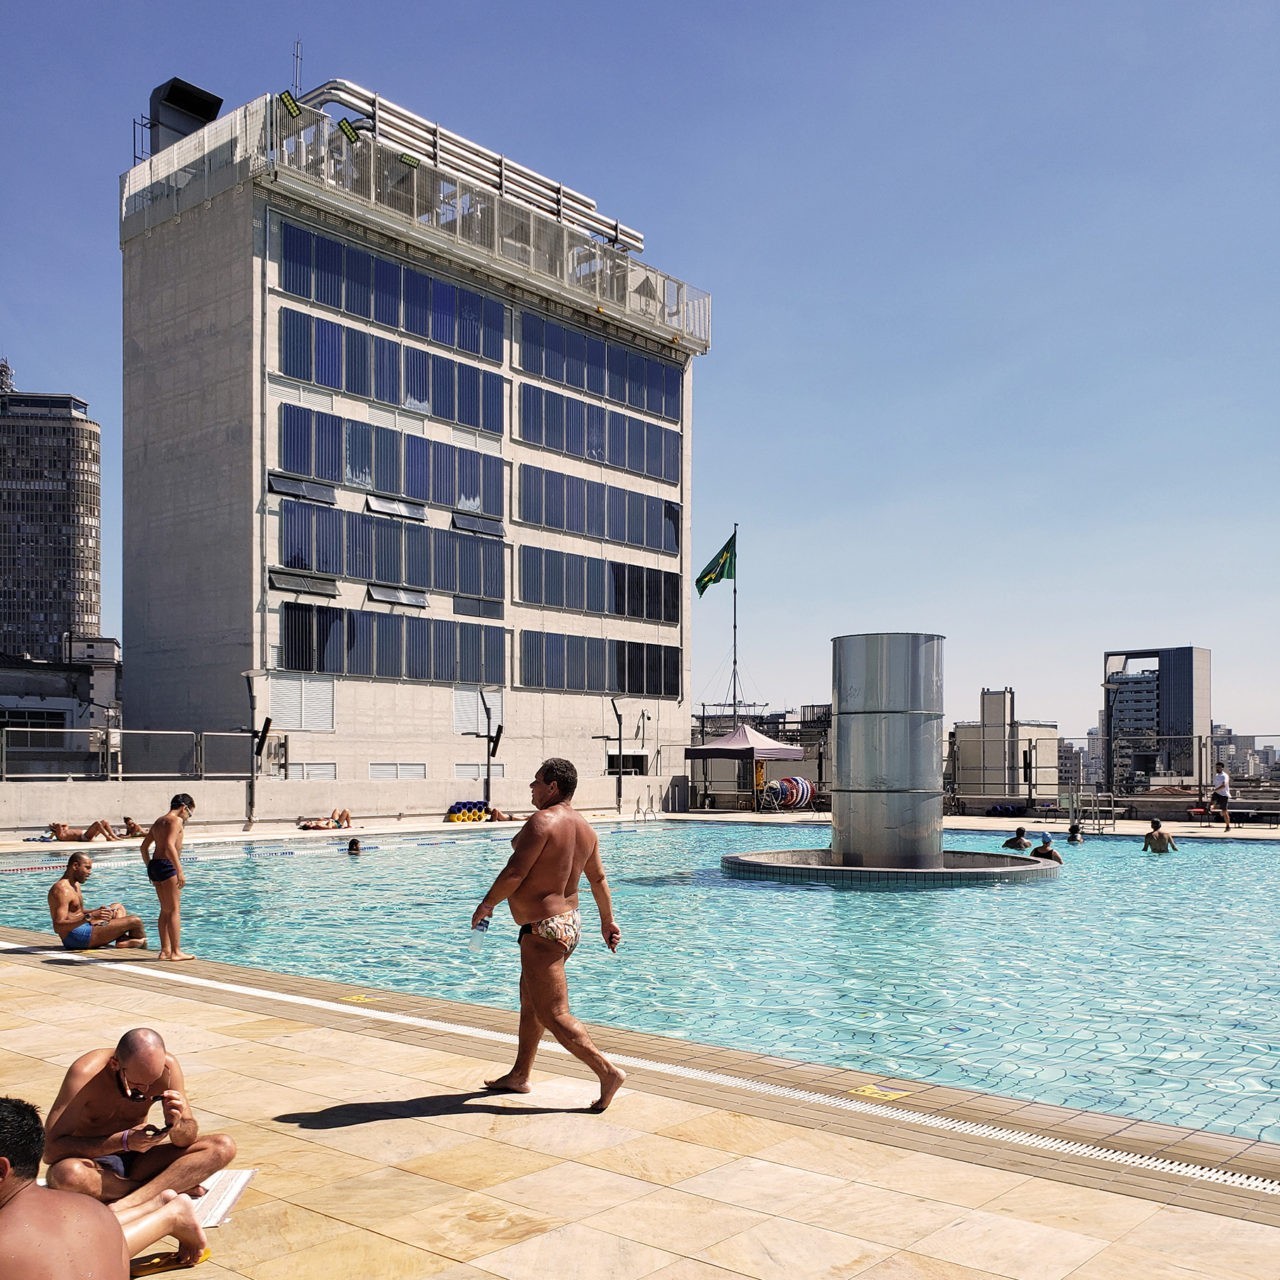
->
xmin=832 ymin=633 xmax=945 ymax=868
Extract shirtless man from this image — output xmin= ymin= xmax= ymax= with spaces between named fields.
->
xmin=47 ymin=853 xmax=147 ymax=951
xmin=472 ymin=757 xmax=626 ymax=1111
xmin=0 ymin=1095 xmax=130 ymax=1280
xmin=1143 ymin=819 xmax=1178 ymax=854
xmin=43 ymin=1027 xmax=235 ymax=1212
xmin=1001 ymin=826 xmax=1032 ymax=850
xmin=141 ymin=794 xmax=195 ymax=961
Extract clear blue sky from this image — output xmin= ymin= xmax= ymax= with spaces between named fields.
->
xmin=4 ymin=1 xmax=1277 ymax=737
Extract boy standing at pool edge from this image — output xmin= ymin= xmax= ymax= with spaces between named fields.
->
xmin=472 ymin=757 xmax=626 ymax=1111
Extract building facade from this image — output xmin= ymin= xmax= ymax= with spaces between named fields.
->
xmin=952 ymin=687 xmax=1060 ymax=801
xmin=119 ymin=81 xmax=709 ymax=808
xmin=0 ymin=364 xmax=102 ymax=662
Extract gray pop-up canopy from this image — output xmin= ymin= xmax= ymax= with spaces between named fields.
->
xmin=684 ymin=724 xmax=803 ymax=761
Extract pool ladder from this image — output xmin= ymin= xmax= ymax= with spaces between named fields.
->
xmin=634 ymin=788 xmax=657 ymax=822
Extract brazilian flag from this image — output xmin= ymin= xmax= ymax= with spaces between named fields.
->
xmin=696 ymin=532 xmax=736 ymax=597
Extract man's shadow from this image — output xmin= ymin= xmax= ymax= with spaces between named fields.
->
xmin=276 ymin=1090 xmax=592 ymax=1130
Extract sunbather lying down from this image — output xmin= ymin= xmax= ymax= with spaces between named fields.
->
xmin=49 ymin=818 xmax=145 ymax=842
xmin=297 ymin=808 xmax=352 ymax=830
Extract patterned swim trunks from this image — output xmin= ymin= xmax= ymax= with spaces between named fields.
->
xmin=518 ymin=908 xmax=581 ymax=957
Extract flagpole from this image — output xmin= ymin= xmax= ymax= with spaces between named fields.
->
xmin=732 ymin=522 xmax=739 ymax=728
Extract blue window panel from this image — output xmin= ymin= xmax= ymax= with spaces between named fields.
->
xmin=457 ymin=535 xmax=482 ymax=596
xmin=405 ymin=616 xmax=431 ymax=679
xmin=314 ymin=413 xmax=343 ymax=482
xmin=520 ymin=311 xmax=543 ymax=374
xmin=586 ymin=405 xmax=606 ymax=462
xmin=403 ymin=347 xmax=430 ymax=413
xmin=431 ymin=356 xmax=456 ymax=423
xmin=481 ymin=371 xmax=504 ymax=435
xmin=606 ymin=412 xmax=627 ymax=468
xmin=520 ymin=545 xmax=543 ymax=604
xmin=346 ymin=611 xmax=375 ymax=675
xmin=586 ymin=481 xmax=605 ymax=538
xmin=663 ymin=501 xmax=680 ymax=553
xmin=280 ymin=404 xmax=312 ymax=475
xmin=457 ymin=363 xmax=481 ymax=428
xmin=664 ymin=645 xmax=681 ymax=696
xmin=481 ymin=454 xmax=504 ymax=518
xmin=564 ymin=554 xmax=585 ymax=611
xmin=375 ymin=613 xmax=403 ymax=678
xmin=432 ymin=619 xmax=457 ymax=681
xmin=373 ymin=426 xmax=401 ymax=494
xmin=646 ymin=643 xmax=664 ymax=696
xmin=482 ymin=298 xmax=504 ymax=362
xmin=403 ymin=269 xmax=430 ymax=336
xmin=481 ymin=538 xmax=504 ymax=600
xmin=280 ymin=223 xmax=313 ymax=298
xmin=544 ymin=393 xmax=565 ymax=453
xmin=280 ymin=603 xmax=315 ymax=671
xmin=663 ymin=571 xmax=681 ymax=623
xmin=373 ymin=258 xmax=401 ymax=327
xmin=431 ymin=279 xmax=457 ymax=346
xmin=627 ymin=564 xmax=646 ymax=618
xmin=626 ymin=418 xmax=646 ymax=474
xmin=374 ymin=518 xmax=402 ymax=584
xmin=280 ymin=500 xmax=313 ymax=569
xmin=457 ymin=289 xmax=483 ymax=354
xmin=346 ymin=512 xmax=374 ymax=579
xmin=457 ymin=449 xmax=481 ymax=512
xmin=645 ymin=495 xmax=664 ymax=551
xmin=543 ymin=471 xmax=565 ymax=531
xmin=606 ymin=344 xmax=627 ymax=403
xmin=566 ymin=635 xmax=587 ymax=690
xmin=646 ymin=422 xmax=665 ymax=479
xmin=315 ymin=507 xmax=344 ymax=575
xmin=314 ymin=236 xmax=344 ymax=308
xmin=606 ymin=487 xmax=626 ymax=543
xmin=520 ymin=383 xmax=543 ymax=444
xmin=543 ymin=633 xmax=566 ymax=689
xmin=627 ymin=492 xmax=646 ymax=547
xmin=663 ymin=430 xmax=681 ymax=484
xmin=585 ymin=337 xmax=606 ymax=396
xmin=565 ymin=399 xmax=585 ymax=459
xmin=314 ymin=318 xmax=342 ymax=389
xmin=405 ymin=523 xmax=431 ymax=588
xmin=430 ymin=441 xmax=456 ymax=507
xmin=586 ymin=558 xmax=606 ymax=614
xmin=664 ymin=364 xmax=681 ymax=422
xmin=608 ymin=639 xmax=625 ymax=693
xmin=521 ymin=630 xmax=543 ymax=688
xmin=544 ymin=550 xmax=565 ymax=607
xmin=316 ymin=606 xmax=345 ymax=673
xmin=280 ymin=309 xmax=312 ymax=381
xmin=646 ymin=567 xmax=664 ymax=622
xmin=433 ymin=529 xmax=457 ymax=592
xmin=564 ymin=329 xmax=586 ymax=389
xmin=627 ymin=352 xmax=646 ymax=408
xmin=587 ymin=636 xmax=606 ymax=692
xmin=483 ymin=625 xmax=504 ymax=685
xmin=519 ymin=465 xmax=543 ymax=525
xmin=647 ymin=358 xmax=666 ymax=417
xmin=608 ymin=562 xmax=626 ymax=616
xmin=544 ymin=322 xmax=565 ymax=383
xmin=374 ymin=336 xmax=401 ymax=405
xmin=564 ymin=476 xmax=586 ymax=534
xmin=458 ymin=622 xmax=483 ymax=683
xmin=344 ymin=328 xmax=371 ymax=399
xmin=404 ymin=435 xmax=430 ymax=501
xmin=344 ymin=420 xmax=373 ymax=488
xmin=345 ymin=249 xmax=372 ymax=318
xmin=627 ymin=641 xmax=645 ymax=694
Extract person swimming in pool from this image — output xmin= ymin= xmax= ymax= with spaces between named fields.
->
xmin=1142 ymin=819 xmax=1178 ymax=854
xmin=472 ymin=757 xmax=626 ymax=1112
xmin=1032 ymin=832 xmax=1063 ymax=865
xmin=140 ymin=796 xmax=195 ymax=962
xmin=48 ymin=854 xmax=147 ymax=951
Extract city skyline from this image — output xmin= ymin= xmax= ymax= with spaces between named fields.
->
xmin=4 ymin=2 xmax=1278 ymax=736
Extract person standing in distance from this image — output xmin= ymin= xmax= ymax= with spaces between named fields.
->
xmin=1209 ymin=763 xmax=1232 ymax=832
xmin=472 ymin=758 xmax=626 ymax=1111
xmin=140 ymin=795 xmax=195 ymax=961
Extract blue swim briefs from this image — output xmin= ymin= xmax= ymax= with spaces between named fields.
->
xmin=62 ymin=921 xmax=95 ymax=950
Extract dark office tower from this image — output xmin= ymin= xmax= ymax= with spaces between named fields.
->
xmin=0 ymin=363 xmax=102 ymax=661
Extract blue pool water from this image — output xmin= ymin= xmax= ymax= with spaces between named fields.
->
xmin=4 ymin=822 xmax=1279 ymax=1142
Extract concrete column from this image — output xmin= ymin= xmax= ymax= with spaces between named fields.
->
xmin=832 ymin=633 xmax=945 ymax=868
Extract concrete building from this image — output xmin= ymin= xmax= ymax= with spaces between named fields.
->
xmin=119 ymin=79 xmax=709 ymax=810
xmin=0 ymin=362 xmax=102 ymax=662
xmin=952 ymin=688 xmax=1059 ymax=802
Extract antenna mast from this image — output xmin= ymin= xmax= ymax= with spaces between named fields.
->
xmin=292 ymin=39 xmax=303 ymax=95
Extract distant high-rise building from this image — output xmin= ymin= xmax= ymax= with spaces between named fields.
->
xmin=0 ymin=362 xmax=102 ymax=661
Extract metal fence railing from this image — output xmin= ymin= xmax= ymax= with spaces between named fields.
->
xmin=0 ymin=729 xmax=261 ymax=782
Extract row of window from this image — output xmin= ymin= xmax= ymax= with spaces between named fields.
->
xmin=519 ymin=385 xmax=680 ymax=485
xmin=279 ymin=309 xmax=505 ymax=433
xmin=280 ymin=222 xmax=505 ymax=362
xmin=518 ymin=465 xmax=680 ymax=555
xmin=519 ymin=631 xmax=681 ymax=698
xmin=279 ymin=500 xmax=504 ymax=600
xmin=519 ymin=313 xmax=681 ymax=423
xmin=519 ymin=545 xmax=679 ymax=625
xmin=280 ymin=604 xmax=505 ymax=685
xmin=279 ymin=406 xmax=504 ymax=517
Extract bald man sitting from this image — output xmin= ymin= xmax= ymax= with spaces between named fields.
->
xmin=43 ymin=1028 xmax=235 ymax=1211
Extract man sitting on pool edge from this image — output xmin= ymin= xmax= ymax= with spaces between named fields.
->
xmin=48 ymin=854 xmax=147 ymax=951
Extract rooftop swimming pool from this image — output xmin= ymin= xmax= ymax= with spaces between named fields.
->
xmin=4 ymin=822 xmax=1278 ymax=1142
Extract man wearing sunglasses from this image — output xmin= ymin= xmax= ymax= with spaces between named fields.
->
xmin=42 ymin=1028 xmax=235 ymax=1211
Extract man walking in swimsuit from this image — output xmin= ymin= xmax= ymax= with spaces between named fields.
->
xmin=472 ymin=757 xmax=626 ymax=1111
xmin=48 ymin=853 xmax=147 ymax=951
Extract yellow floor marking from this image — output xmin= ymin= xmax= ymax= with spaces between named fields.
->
xmin=848 ymin=1084 xmax=912 ymax=1100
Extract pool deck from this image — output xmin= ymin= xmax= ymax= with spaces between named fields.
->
xmin=2 ymin=915 xmax=1279 ymax=1280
